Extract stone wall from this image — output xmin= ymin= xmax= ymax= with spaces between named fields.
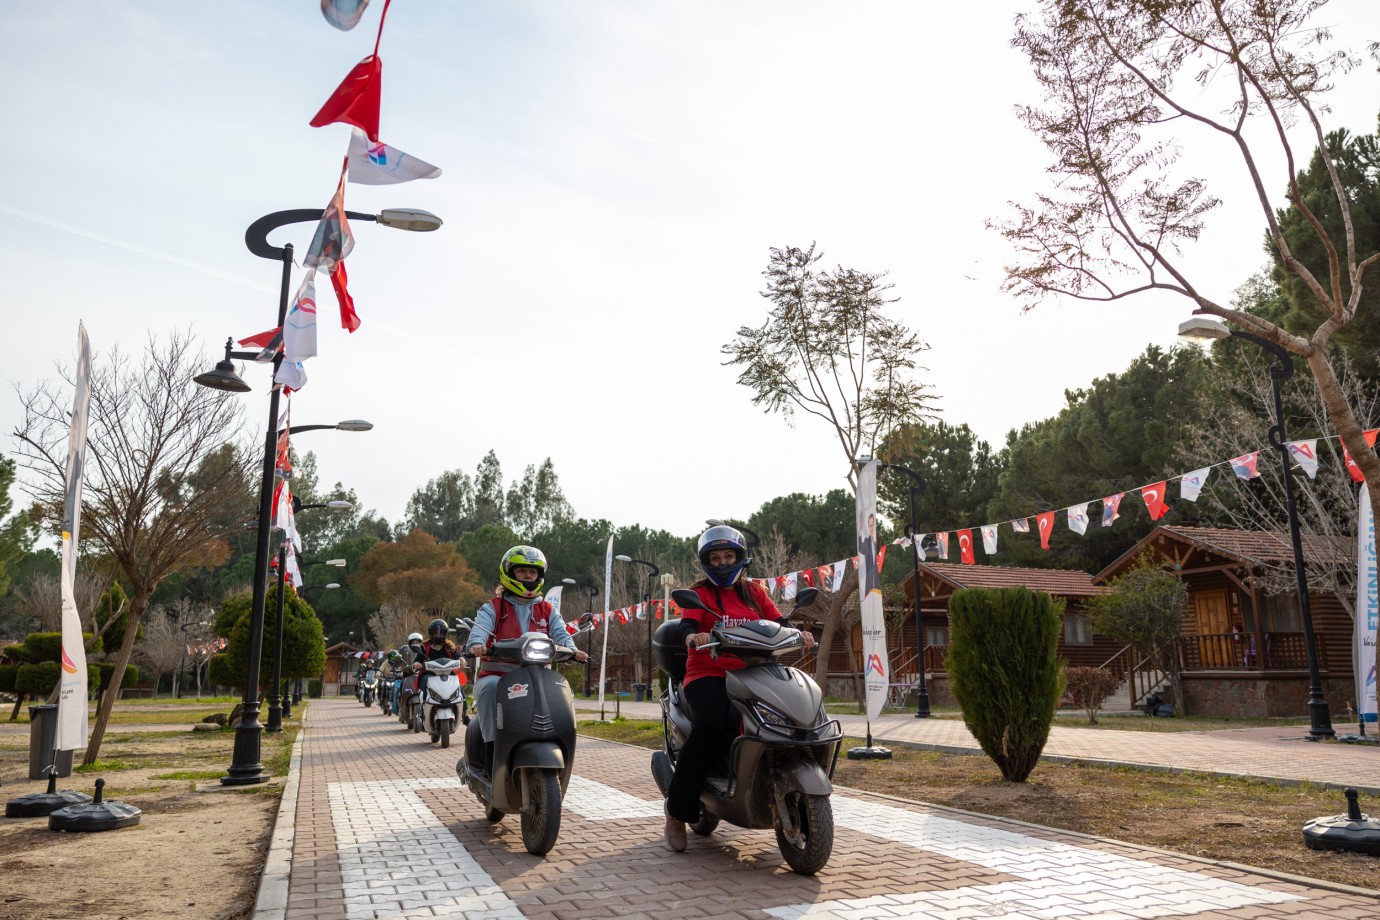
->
xmin=1181 ymin=673 xmax=1355 ymax=718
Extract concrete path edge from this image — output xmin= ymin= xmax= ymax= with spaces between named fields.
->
xmin=252 ymin=725 xmax=305 ymax=920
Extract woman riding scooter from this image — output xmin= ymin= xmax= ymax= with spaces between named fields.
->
xmin=465 ymin=545 xmax=588 ymax=775
xmin=661 ymin=525 xmax=815 ymax=853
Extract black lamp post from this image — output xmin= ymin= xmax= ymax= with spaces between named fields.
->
xmin=266 ymin=531 xmax=348 ymax=732
xmin=879 ymin=463 xmax=932 ymax=718
xmin=1179 ymin=317 xmax=1334 ymax=739
xmin=559 ymin=578 xmax=600 ymax=697
xmin=615 ymin=556 xmax=659 ymax=699
xmin=175 ymin=619 xmax=208 ymax=700
xmin=196 ymin=207 xmax=440 ymax=786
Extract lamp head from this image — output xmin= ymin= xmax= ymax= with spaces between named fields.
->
xmin=193 ymin=358 xmax=251 ymax=393
xmin=375 ymin=208 xmax=443 ymax=232
xmin=325 ymin=583 xmax=341 ymax=589
xmin=325 ymin=501 xmax=354 ymax=510
xmin=326 ymin=558 xmax=347 ymax=567
xmin=336 ymin=419 xmax=373 ymax=432
xmin=562 ymin=577 xmax=577 ymax=585
xmin=1178 ymin=317 xmax=1230 ymax=341
xmin=615 ymin=554 xmax=633 ymax=563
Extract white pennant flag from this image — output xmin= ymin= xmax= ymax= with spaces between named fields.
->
xmin=782 ymin=571 xmax=798 ymax=601
xmin=274 ymin=360 xmax=308 ymax=393
xmin=831 ymin=560 xmax=847 ymax=593
xmin=1289 ymin=440 xmax=1320 ymax=479
xmin=283 ymin=271 xmax=318 ymax=362
xmin=1011 ymin=518 xmax=1030 ymax=534
xmin=1067 ymin=503 xmax=1090 ymax=536
xmin=347 ymin=128 xmax=443 ymax=185
xmin=1179 ymin=467 xmax=1211 ymax=502
xmin=936 ymin=532 xmax=949 ymax=559
xmin=981 ymin=525 xmax=998 ymax=554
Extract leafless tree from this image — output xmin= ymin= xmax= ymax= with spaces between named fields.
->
xmin=12 ymin=331 xmax=254 ymax=763
xmin=996 ymin=1 xmax=1380 ymax=518
xmin=11 ymin=568 xmax=109 ymax=633
xmin=368 ymin=599 xmax=430 ymax=651
xmin=724 ymin=243 xmax=939 ymax=688
xmin=135 ymin=605 xmax=190 ymax=696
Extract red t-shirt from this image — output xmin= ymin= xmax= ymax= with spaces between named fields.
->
xmin=683 ymin=581 xmax=782 ymax=686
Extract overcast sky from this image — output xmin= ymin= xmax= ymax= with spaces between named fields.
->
xmin=3 ymin=1 xmax=1379 ymax=540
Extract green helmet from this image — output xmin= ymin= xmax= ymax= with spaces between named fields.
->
xmin=498 ymin=545 xmax=547 ymax=598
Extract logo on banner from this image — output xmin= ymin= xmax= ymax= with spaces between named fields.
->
xmin=866 ymin=654 xmax=886 ymax=678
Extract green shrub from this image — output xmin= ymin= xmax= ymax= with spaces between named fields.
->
xmin=0 ymin=663 xmax=17 ymax=693
xmin=207 ymin=653 xmax=236 ymax=691
xmin=308 ymin=678 xmax=323 ymax=699
xmin=16 ymin=661 xmax=60 ymax=696
xmin=19 ymin=632 xmax=63 ymax=662
xmin=97 ymin=662 xmax=140 ymax=693
xmin=946 ymin=586 xmax=1064 ymax=782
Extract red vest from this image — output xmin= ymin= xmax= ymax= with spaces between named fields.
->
xmin=478 ymin=595 xmax=553 ymax=678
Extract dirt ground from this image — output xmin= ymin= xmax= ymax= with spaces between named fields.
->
xmin=580 ymin=719 xmax=1380 ymax=893
xmin=0 ymin=702 xmax=294 ymax=920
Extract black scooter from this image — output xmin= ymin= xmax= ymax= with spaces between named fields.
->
xmin=650 ymin=587 xmax=842 ymax=875
xmin=455 ymin=613 xmax=593 ymax=856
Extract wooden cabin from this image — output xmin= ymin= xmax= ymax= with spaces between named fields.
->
xmin=1093 ymin=526 xmax=1355 ymax=718
xmin=322 ymin=642 xmax=363 ymax=696
xmin=887 ymin=563 xmax=1112 ymax=707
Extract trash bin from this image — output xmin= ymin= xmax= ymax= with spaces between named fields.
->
xmin=632 ymin=683 xmax=647 ymax=703
xmin=28 ymin=704 xmax=74 ymax=780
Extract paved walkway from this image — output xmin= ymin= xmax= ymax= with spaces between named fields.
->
xmin=258 ymin=699 xmax=1379 ymax=920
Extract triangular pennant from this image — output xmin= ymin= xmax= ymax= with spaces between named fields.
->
xmin=1036 ymin=511 xmax=1055 ymax=550
xmin=1288 ymin=440 xmax=1319 ymax=479
xmin=1067 ymin=503 xmax=1089 ymax=536
xmin=1344 ymin=429 xmax=1379 ymax=482
xmin=1179 ymin=468 xmax=1211 ymax=502
xmin=957 ymin=529 xmax=975 ymax=565
xmin=1101 ymin=493 xmax=1125 ymax=526
xmin=936 ymin=533 xmax=949 ymax=560
xmin=1141 ymin=481 xmax=1169 ymax=520
xmin=1229 ymin=451 xmax=1261 ymax=480
xmin=980 ymin=525 xmax=998 ymax=555
xmin=1011 ymin=518 xmax=1030 ymax=534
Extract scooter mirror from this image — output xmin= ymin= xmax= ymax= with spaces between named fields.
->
xmin=577 ymin=612 xmax=595 ymax=627
xmin=794 ymin=587 xmax=819 ymax=608
xmin=671 ymin=588 xmax=709 ymax=612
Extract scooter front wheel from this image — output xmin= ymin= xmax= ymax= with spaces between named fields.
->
xmin=519 ymin=771 xmax=563 ymax=857
xmin=775 ymin=792 xmax=833 ymax=876
xmin=439 ymin=720 xmax=451 ymax=749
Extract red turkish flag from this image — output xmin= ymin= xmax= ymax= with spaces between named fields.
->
xmin=957 ymin=529 xmax=975 ymax=564
xmin=816 ymin=563 xmax=833 ymax=585
xmin=310 ymin=54 xmax=383 ymax=140
xmin=1036 ymin=511 xmax=1055 ymax=549
xmin=331 ymin=262 xmax=361 ymax=333
xmin=1141 ymin=481 xmax=1169 ymax=521
xmin=800 ymin=568 xmax=815 ymax=587
xmin=1343 ymin=429 xmax=1379 ymax=482
xmin=876 ymin=545 xmax=887 ymax=572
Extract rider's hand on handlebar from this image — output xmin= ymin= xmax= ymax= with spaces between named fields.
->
xmin=572 ymin=649 xmax=589 ymax=663
xmin=686 ymin=632 xmax=713 ymax=650
xmin=802 ymin=631 xmax=816 ymax=650
xmin=467 ymin=643 xmax=485 ymax=658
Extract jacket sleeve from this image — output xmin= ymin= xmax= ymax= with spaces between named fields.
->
xmin=467 ymin=602 xmax=498 ymax=650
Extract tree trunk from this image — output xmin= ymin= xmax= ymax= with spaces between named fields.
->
xmin=82 ymin=594 xmax=146 ymax=766
xmin=813 ymin=568 xmax=857 ymax=693
xmin=9 ymin=692 xmax=26 ymax=721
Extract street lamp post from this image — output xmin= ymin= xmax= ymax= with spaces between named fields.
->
xmin=175 ymin=619 xmax=208 ymax=700
xmin=196 ymin=206 xmax=440 ymax=786
xmin=879 ymin=463 xmax=931 ymax=718
xmin=1179 ymin=317 xmax=1334 ymax=739
xmin=615 ymin=556 xmax=659 ymax=701
xmin=267 ymin=534 xmax=348 ymax=732
xmin=560 ymin=578 xmax=599 ymax=697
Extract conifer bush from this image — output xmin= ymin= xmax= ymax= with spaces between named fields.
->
xmin=946 ymin=586 xmax=1064 ymax=782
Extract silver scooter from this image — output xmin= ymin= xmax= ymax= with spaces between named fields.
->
xmin=650 ymin=586 xmax=841 ymax=875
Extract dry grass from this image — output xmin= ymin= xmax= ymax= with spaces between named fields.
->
xmin=578 ymin=718 xmax=1380 ymax=892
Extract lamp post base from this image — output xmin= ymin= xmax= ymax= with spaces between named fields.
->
xmin=1306 ymin=697 xmax=1335 ymax=741
xmin=265 ymin=694 xmax=283 ymax=733
xmin=914 ymin=686 xmax=932 ymax=719
xmin=221 ymin=708 xmax=269 ymax=786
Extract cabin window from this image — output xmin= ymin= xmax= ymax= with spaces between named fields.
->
xmin=1261 ymin=593 xmax=1301 ymax=631
xmin=924 ymin=624 xmax=948 ymax=648
xmin=1063 ymin=613 xmax=1093 ymax=646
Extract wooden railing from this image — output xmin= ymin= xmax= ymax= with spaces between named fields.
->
xmin=1179 ymin=632 xmax=1328 ymax=671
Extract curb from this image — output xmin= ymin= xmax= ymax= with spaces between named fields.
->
xmin=251 ymin=723 xmax=306 ymax=920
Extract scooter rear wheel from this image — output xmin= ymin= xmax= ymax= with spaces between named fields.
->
xmin=775 ymin=792 xmax=833 ymax=876
xmin=691 ymin=814 xmax=720 ymax=836
xmin=519 ymin=771 xmax=563 ymax=857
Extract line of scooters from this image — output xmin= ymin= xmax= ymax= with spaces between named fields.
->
xmin=390 ymin=589 xmax=842 ymax=872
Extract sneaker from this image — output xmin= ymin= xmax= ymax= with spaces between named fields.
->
xmin=663 ymin=811 xmax=687 ymax=852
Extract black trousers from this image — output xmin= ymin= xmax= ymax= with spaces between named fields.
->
xmin=666 ymin=677 xmax=739 ymax=823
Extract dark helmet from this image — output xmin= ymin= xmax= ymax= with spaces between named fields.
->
xmin=697 ymin=525 xmax=751 ymax=588
xmin=427 ymin=618 xmax=448 ymax=642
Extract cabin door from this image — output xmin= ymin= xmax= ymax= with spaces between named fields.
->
xmin=1193 ymin=590 xmax=1231 ymax=667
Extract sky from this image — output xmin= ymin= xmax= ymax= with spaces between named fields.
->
xmin=3 ymin=1 xmax=1379 ymax=540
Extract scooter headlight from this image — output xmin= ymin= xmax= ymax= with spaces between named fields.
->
xmin=752 ymin=701 xmax=792 ymax=728
xmin=523 ymin=637 xmax=554 ymax=662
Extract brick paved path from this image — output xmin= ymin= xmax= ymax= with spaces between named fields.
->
xmin=265 ymin=700 xmax=1379 ymax=920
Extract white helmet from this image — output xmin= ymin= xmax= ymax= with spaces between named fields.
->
xmin=407 ymin=632 xmax=423 ymax=643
